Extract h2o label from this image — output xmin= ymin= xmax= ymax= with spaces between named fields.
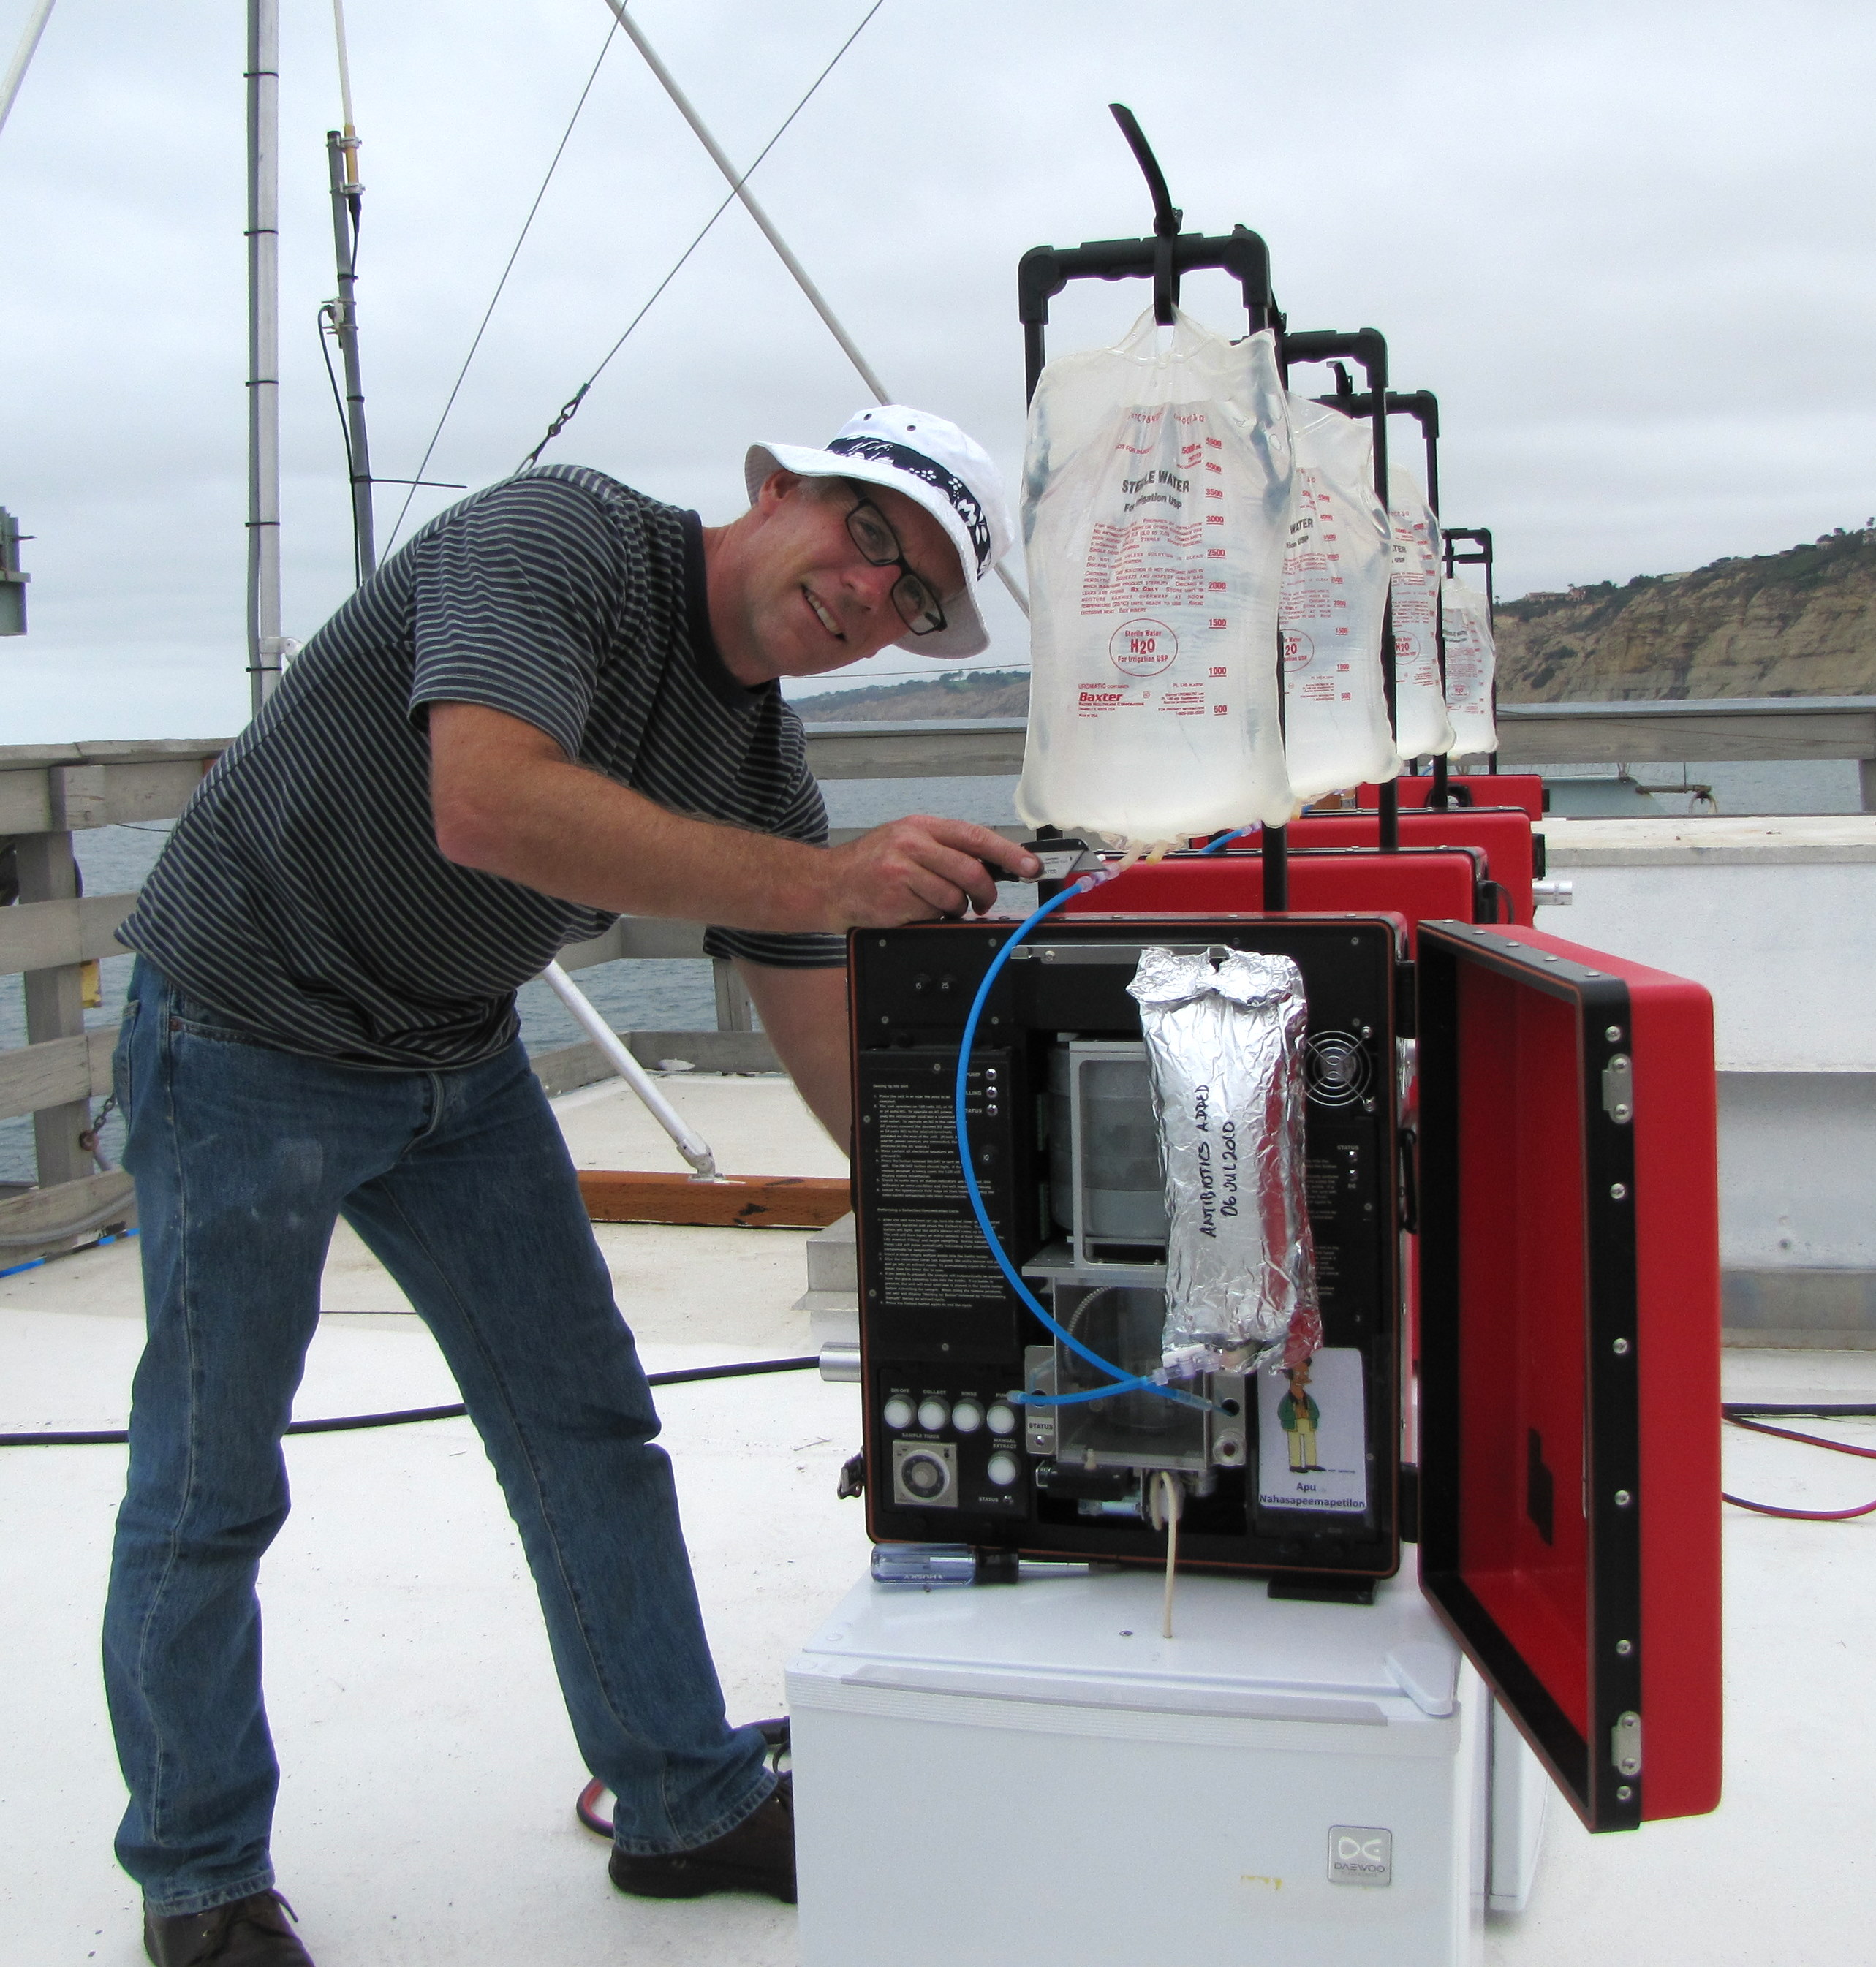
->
xmin=1111 ymin=618 xmax=1179 ymax=676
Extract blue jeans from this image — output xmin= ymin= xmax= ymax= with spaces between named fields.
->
xmin=102 ymin=960 xmax=771 ymax=1916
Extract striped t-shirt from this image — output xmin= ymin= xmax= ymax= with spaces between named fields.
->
xmin=119 ymin=466 xmax=844 ymax=1070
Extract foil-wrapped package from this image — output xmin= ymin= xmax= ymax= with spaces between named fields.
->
xmin=1127 ymin=947 xmax=1322 ymax=1376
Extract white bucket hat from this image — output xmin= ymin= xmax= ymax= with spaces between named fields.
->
xmin=744 ymin=405 xmax=1014 ymax=658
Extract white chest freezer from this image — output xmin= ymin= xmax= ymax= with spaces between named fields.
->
xmin=788 ymin=1569 xmax=1544 ymax=1967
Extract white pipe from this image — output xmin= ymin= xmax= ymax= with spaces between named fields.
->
xmin=330 ymin=0 xmax=357 ymax=135
xmin=597 ymin=0 xmax=1030 ymax=619
xmin=541 ymin=961 xmax=722 ymax=1180
xmin=0 ymin=0 xmax=56 ymax=141
xmin=600 ymin=0 xmax=887 ymax=399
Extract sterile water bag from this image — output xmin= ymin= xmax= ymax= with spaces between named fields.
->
xmin=1279 ymin=398 xmax=1400 ymax=802
xmin=1015 ymin=308 xmax=1296 ymax=847
xmin=1441 ymin=573 xmax=1499 ymax=759
xmin=1127 ymin=947 xmax=1321 ymax=1377
xmin=1387 ymin=466 xmax=1456 ymax=761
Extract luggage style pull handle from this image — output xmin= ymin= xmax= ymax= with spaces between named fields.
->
xmin=1107 ymin=103 xmax=1182 ymax=325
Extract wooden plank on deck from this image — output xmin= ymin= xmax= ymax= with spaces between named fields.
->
xmin=578 ymin=1170 xmax=850 ymax=1229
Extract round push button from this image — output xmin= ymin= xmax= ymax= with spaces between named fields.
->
xmin=882 ymin=1395 xmax=915 ymax=1430
xmin=986 ymin=1450 xmax=1021 ymax=1487
xmin=985 ymin=1402 xmax=1017 ymax=1436
xmin=916 ymin=1398 xmax=950 ymax=1433
xmin=950 ymin=1399 xmax=984 ymax=1434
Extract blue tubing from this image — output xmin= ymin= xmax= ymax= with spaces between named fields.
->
xmin=1198 ymin=823 xmax=1260 ymax=854
xmin=953 ymin=879 xmax=1210 ymax=1413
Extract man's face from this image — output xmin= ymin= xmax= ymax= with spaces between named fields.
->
xmin=716 ymin=471 xmax=966 ymax=686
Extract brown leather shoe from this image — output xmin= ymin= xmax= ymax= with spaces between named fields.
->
xmin=143 ymin=1890 xmax=313 ymax=1966
xmin=609 ymin=1773 xmax=796 ymax=1903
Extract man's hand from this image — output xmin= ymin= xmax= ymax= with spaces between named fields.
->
xmin=820 ymin=817 xmax=1040 ymax=928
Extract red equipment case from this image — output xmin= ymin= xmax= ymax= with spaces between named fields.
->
xmin=1287 ymin=809 xmax=1539 ymax=923
xmin=1062 ymin=846 xmax=1494 ymax=950
xmin=1357 ymin=772 xmax=1546 ymax=822
xmin=1414 ymin=920 xmax=1722 ymax=1830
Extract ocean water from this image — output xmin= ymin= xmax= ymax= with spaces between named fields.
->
xmin=0 ymin=759 xmax=1857 ymax=1186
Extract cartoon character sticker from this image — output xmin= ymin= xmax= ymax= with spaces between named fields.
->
xmin=1257 ymin=1347 xmax=1368 ymax=1513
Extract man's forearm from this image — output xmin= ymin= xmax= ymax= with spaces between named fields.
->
xmin=433 ymin=719 xmax=830 ymax=932
xmin=428 ymin=702 xmax=1039 ymax=933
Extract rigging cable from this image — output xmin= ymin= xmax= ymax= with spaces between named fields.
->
xmin=518 ymin=0 xmax=885 ymax=473
xmin=595 ymin=0 xmax=1029 ymax=619
xmin=382 ymin=10 xmax=627 ymax=555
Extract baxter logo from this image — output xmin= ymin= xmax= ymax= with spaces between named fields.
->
xmin=1328 ymin=1825 xmax=1393 ymax=1887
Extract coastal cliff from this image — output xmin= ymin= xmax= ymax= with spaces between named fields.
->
xmin=1494 ymin=526 xmax=1876 ymax=701
xmin=791 ymin=527 xmax=1876 ymax=721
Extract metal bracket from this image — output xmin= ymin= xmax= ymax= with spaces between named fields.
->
xmin=1023 ymin=1344 xmax=1058 ymax=1458
xmin=1010 ymin=942 xmax=1224 ymax=966
xmin=1208 ymin=1371 xmax=1248 ymax=1468
xmin=1611 ymin=1710 xmax=1643 ymax=1777
xmin=1601 ymin=1053 xmax=1635 ymax=1125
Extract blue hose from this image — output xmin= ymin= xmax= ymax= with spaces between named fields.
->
xmin=953 ymin=880 xmax=1210 ymax=1413
xmin=1198 ymin=823 xmax=1260 ymax=854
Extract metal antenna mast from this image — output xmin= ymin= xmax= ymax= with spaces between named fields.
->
xmin=325 ymin=0 xmax=376 ymax=579
xmin=246 ymin=0 xmax=283 ymax=712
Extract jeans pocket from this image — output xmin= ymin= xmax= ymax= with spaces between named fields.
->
xmin=168 ymin=990 xmax=271 ymax=1052
xmin=112 ymin=994 xmax=141 ymax=1118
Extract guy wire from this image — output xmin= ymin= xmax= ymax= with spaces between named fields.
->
xmin=382 ymin=10 xmax=625 ymax=554
xmin=517 ymin=0 xmax=885 ymax=473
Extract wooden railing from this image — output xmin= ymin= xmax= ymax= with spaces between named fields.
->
xmin=6 ymin=697 xmax=1875 ymax=1257
xmin=1 ymin=743 xmax=227 ymax=1260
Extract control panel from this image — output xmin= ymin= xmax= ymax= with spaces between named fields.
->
xmin=852 ymin=912 xmax=1405 ymax=1579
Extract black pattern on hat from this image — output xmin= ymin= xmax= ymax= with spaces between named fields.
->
xmin=824 ymin=434 xmax=993 ymax=573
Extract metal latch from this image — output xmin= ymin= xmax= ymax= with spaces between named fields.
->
xmin=1611 ymin=1710 xmax=1642 ymax=1777
xmin=1010 ymin=942 xmax=1214 ymax=966
xmin=1601 ymin=1054 xmax=1634 ymax=1124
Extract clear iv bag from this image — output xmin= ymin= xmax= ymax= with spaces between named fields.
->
xmin=1441 ymin=573 xmax=1499 ymax=759
xmin=1280 ymin=398 xmax=1401 ymax=802
xmin=1016 ymin=308 xmax=1296 ymax=847
xmin=1387 ymin=465 xmax=1456 ymax=761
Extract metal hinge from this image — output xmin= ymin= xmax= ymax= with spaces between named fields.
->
xmin=1611 ymin=1710 xmax=1642 ymax=1777
xmin=1601 ymin=1054 xmax=1634 ymax=1124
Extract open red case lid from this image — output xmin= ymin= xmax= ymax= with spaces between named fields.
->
xmin=1414 ymin=922 xmax=1723 ymax=1831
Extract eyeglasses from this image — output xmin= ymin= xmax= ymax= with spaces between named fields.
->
xmin=842 ymin=489 xmax=949 ymax=637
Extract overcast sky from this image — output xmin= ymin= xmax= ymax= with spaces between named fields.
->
xmin=3 ymin=0 xmax=1872 ymax=743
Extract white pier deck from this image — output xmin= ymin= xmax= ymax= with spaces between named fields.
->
xmin=3 ymin=1071 xmax=1871 ymax=1966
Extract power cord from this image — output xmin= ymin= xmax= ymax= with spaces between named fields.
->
xmin=0 ymin=1354 xmax=820 ymax=1449
xmin=1722 ymin=1406 xmax=1876 ymax=1521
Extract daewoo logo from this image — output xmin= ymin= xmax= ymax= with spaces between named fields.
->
xmin=1328 ymin=1824 xmax=1392 ymax=1887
